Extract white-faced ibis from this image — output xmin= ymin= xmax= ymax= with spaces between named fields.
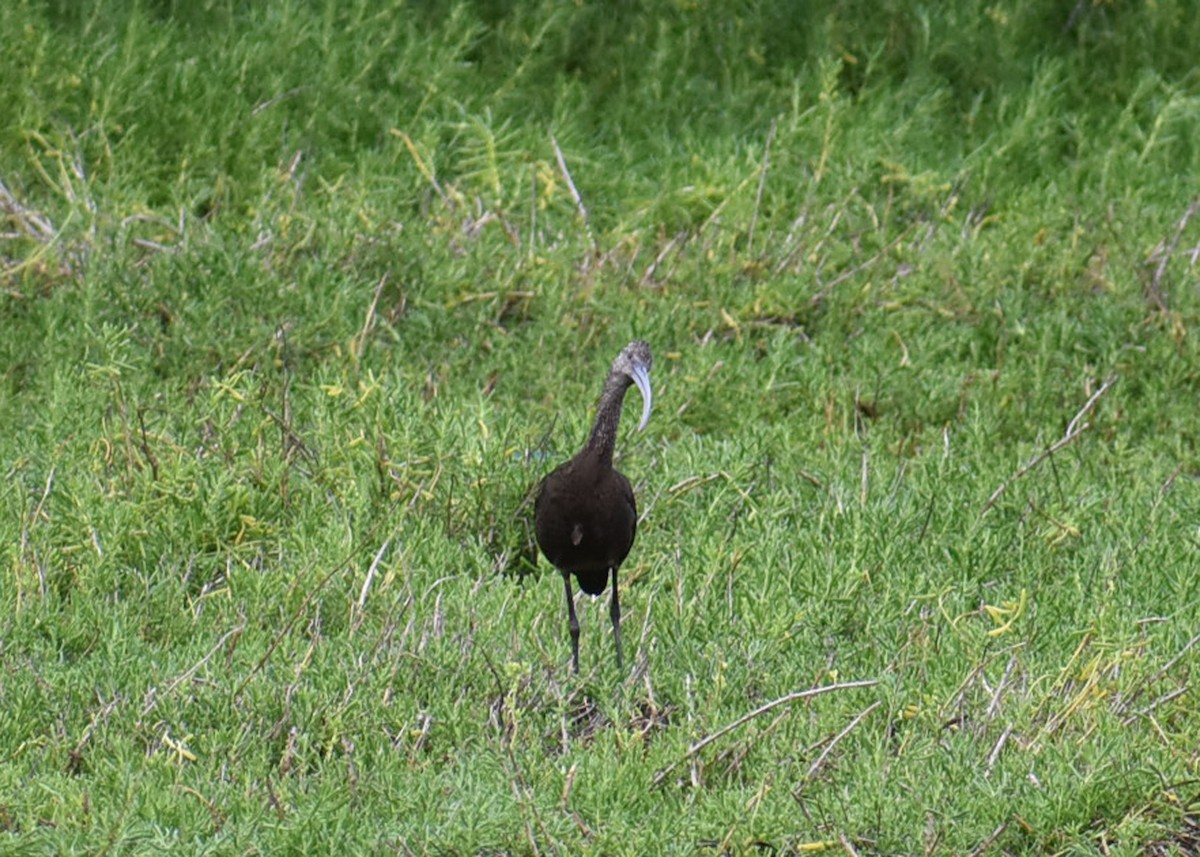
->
xmin=534 ymin=341 xmax=653 ymax=673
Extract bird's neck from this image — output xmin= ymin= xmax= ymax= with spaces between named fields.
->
xmin=583 ymin=373 xmax=632 ymax=470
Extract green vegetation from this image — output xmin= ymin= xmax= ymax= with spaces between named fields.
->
xmin=3 ymin=0 xmax=1200 ymax=853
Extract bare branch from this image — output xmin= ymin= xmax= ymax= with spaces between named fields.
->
xmin=652 ymin=679 xmax=878 ymax=787
xmin=1146 ymin=195 xmax=1200 ymax=311
xmin=356 ymin=538 xmax=392 ymax=610
xmin=1115 ymin=628 xmax=1200 ymax=717
xmin=550 ymin=134 xmax=595 ymax=256
xmin=967 ymin=822 xmax=1008 ymax=857
xmin=144 ymin=620 xmax=248 ymax=717
xmin=1066 ymin=375 xmax=1118 ymax=437
xmin=984 ymin=724 xmax=1013 ymax=773
xmin=981 ymin=376 xmax=1116 ymax=515
xmin=748 ymin=119 xmax=777 ymax=255
xmin=802 ymin=700 xmax=881 ymax=784
xmin=352 ymin=273 xmax=388 ymax=362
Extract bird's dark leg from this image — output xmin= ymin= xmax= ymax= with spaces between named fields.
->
xmin=562 ymin=573 xmax=580 ymax=673
xmin=610 ymin=566 xmax=624 ymax=671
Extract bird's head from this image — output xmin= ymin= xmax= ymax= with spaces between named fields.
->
xmin=612 ymin=340 xmax=653 ymax=431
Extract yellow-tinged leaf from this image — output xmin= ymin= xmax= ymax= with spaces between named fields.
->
xmin=985 ymin=588 xmax=1027 ymax=637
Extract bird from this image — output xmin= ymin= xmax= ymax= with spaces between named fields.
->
xmin=534 ymin=340 xmax=653 ymax=673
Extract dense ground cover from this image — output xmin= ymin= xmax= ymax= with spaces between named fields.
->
xmin=3 ymin=1 xmax=1200 ymax=853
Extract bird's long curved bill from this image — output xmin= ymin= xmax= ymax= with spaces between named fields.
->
xmin=631 ymin=364 xmax=653 ymax=431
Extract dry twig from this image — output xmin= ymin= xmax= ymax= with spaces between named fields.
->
xmin=747 ymin=119 xmax=777 ymax=255
xmin=144 ymin=620 xmax=248 ymax=717
xmin=1114 ymin=628 xmax=1200 ymax=719
xmin=550 ymin=134 xmax=595 ymax=256
xmin=967 ymin=821 xmax=1008 ymax=857
xmin=984 ymin=724 xmax=1013 ymax=774
xmin=1145 ymin=195 xmax=1200 ymax=311
xmin=981 ymin=375 xmax=1116 ymax=514
xmin=353 ymin=273 xmax=388 ymax=361
xmin=356 ymin=538 xmax=392 ymax=611
xmin=652 ymin=678 xmax=878 ymax=787
xmin=801 ymin=700 xmax=881 ymax=786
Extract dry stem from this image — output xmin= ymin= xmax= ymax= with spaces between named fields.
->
xmin=982 ymin=375 xmax=1116 ymax=514
xmin=652 ymin=678 xmax=878 ymax=787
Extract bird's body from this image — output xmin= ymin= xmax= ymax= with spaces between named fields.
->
xmin=534 ymin=341 xmax=653 ymax=673
xmin=534 ymin=452 xmax=637 ymax=595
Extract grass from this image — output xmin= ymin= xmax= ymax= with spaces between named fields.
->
xmin=3 ymin=0 xmax=1200 ymax=853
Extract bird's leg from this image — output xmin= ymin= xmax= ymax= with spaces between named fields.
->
xmin=562 ymin=573 xmax=580 ymax=673
xmin=610 ymin=566 xmax=624 ymax=671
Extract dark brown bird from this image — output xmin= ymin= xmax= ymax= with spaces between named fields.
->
xmin=534 ymin=341 xmax=653 ymax=673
